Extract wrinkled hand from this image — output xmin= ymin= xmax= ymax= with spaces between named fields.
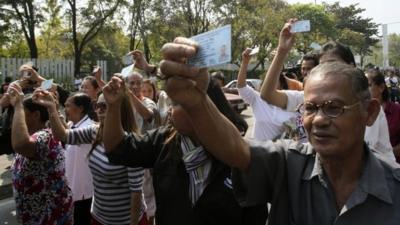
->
xmin=241 ymin=48 xmax=252 ymax=63
xmin=160 ymin=37 xmax=209 ymax=109
xmin=18 ymin=64 xmax=45 ymax=88
xmin=32 ymin=88 xmax=57 ymax=110
xmin=278 ymin=18 xmax=297 ymax=52
xmin=130 ymin=50 xmax=150 ymax=71
xmin=102 ymin=75 xmax=125 ymax=106
xmin=92 ymin=66 xmax=102 ymax=80
xmin=6 ymin=83 xmax=24 ymax=107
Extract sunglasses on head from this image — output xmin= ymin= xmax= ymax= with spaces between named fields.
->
xmin=95 ymin=102 xmax=107 ymax=110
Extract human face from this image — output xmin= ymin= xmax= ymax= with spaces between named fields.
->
xmin=366 ymin=74 xmax=384 ymax=101
xmin=80 ymin=79 xmax=98 ymax=101
xmin=65 ymin=97 xmax=84 ymax=123
xmin=170 ymin=105 xmax=194 ymax=136
xmin=301 ymin=60 xmax=316 ymax=78
xmin=303 ymin=73 xmax=367 ymax=159
xmin=127 ymin=75 xmax=143 ymax=97
xmin=141 ymin=83 xmax=154 ymax=100
xmin=95 ymin=94 xmax=107 ymax=121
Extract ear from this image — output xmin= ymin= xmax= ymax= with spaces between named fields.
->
xmin=365 ymin=99 xmax=380 ymax=127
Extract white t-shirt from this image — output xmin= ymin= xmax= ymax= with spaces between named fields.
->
xmin=283 ymin=90 xmax=396 ymax=162
xmin=238 ymin=85 xmax=296 ymax=141
xmin=134 ymin=97 xmax=158 ymax=132
xmin=364 ymin=106 xmax=395 ymax=161
xmin=65 ymin=115 xmax=95 ymax=202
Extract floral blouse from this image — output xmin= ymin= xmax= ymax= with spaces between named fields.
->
xmin=11 ymin=129 xmax=73 ymax=225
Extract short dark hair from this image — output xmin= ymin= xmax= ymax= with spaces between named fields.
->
xmin=23 ymin=95 xmax=49 ymax=122
xmin=320 ymin=41 xmax=356 ymax=66
xmin=211 ymin=71 xmax=225 ymax=82
xmin=70 ymin=92 xmax=96 ymax=120
xmin=301 ymin=53 xmax=319 ymax=66
xmin=366 ymin=68 xmax=390 ymax=102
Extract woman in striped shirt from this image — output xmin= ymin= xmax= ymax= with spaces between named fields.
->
xmin=101 ymin=77 xmax=267 ymax=225
xmin=33 ymin=89 xmax=146 ymax=225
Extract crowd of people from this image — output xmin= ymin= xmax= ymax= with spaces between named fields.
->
xmin=0 ymin=18 xmax=400 ymax=225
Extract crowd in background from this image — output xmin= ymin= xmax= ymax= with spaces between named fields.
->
xmin=0 ymin=18 xmax=399 ymax=225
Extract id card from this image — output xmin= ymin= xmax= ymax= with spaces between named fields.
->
xmin=249 ymin=47 xmax=260 ymax=56
xmin=40 ymin=79 xmax=53 ymax=90
xmin=291 ymin=20 xmax=311 ymax=33
xmin=188 ymin=25 xmax=231 ymax=68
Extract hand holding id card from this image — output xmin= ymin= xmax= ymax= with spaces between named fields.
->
xmin=188 ymin=25 xmax=232 ymax=68
xmin=291 ymin=20 xmax=311 ymax=33
xmin=40 ymin=79 xmax=53 ymax=90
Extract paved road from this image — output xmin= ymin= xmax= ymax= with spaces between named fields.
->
xmin=0 ymin=107 xmax=255 ymax=225
xmin=0 ymin=197 xmax=18 ymax=225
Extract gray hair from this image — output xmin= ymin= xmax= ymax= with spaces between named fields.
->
xmin=125 ymin=71 xmax=143 ymax=82
xmin=308 ymin=62 xmax=371 ymax=103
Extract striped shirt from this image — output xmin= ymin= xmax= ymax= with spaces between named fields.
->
xmin=67 ymin=125 xmax=145 ymax=225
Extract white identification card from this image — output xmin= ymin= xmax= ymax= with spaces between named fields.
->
xmin=188 ymin=25 xmax=232 ymax=68
xmin=291 ymin=20 xmax=311 ymax=33
xmin=249 ymin=47 xmax=260 ymax=56
xmin=40 ymin=79 xmax=53 ymax=90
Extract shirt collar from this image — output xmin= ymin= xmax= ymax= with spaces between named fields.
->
xmin=71 ymin=115 xmax=89 ymax=129
xmin=302 ymin=144 xmax=393 ymax=204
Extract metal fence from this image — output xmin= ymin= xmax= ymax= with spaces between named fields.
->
xmin=0 ymin=58 xmax=107 ymax=91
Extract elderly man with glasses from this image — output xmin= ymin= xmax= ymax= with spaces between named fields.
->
xmin=158 ymin=36 xmax=400 ymax=225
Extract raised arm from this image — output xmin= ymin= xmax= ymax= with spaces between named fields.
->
xmin=102 ymin=76 xmax=126 ymax=152
xmin=237 ymin=48 xmax=252 ymax=88
xmin=93 ymin=66 xmax=106 ymax=88
xmin=32 ymin=89 xmax=68 ymax=142
xmin=259 ymin=20 xmax=296 ymax=109
xmin=129 ymin=91 xmax=154 ymax=121
xmin=160 ymin=37 xmax=250 ymax=170
xmin=8 ymin=84 xmax=36 ymax=157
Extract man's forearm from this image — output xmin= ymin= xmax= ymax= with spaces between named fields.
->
xmin=131 ymin=95 xmax=154 ymax=121
xmin=186 ymin=96 xmax=250 ymax=170
xmin=103 ymin=104 xmax=124 ymax=152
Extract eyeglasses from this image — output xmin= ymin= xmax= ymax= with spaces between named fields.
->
xmin=94 ymin=102 xmax=107 ymax=111
xmin=297 ymin=100 xmax=361 ymax=118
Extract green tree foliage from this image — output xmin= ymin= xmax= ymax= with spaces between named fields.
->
xmin=82 ymin=23 xmax=130 ymax=75
xmin=325 ymin=2 xmax=379 ymax=66
xmin=389 ymin=34 xmax=400 ymax=67
xmin=64 ymin=0 xmax=122 ymax=76
xmin=0 ymin=0 xmax=383 ymax=75
xmin=289 ymin=3 xmax=335 ymax=54
xmin=0 ymin=0 xmax=44 ymax=58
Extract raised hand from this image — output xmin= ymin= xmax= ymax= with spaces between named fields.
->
xmin=241 ymin=48 xmax=252 ymax=64
xmin=6 ymin=83 xmax=24 ymax=107
xmin=278 ymin=18 xmax=297 ymax=52
xmin=18 ymin=64 xmax=45 ymax=88
xmin=92 ymin=66 xmax=102 ymax=80
xmin=32 ymin=88 xmax=57 ymax=110
xmin=129 ymin=50 xmax=150 ymax=71
xmin=102 ymin=75 xmax=126 ymax=106
xmin=160 ymin=37 xmax=209 ymax=109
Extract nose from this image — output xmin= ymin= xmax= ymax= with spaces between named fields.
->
xmin=311 ymin=108 xmax=331 ymax=127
